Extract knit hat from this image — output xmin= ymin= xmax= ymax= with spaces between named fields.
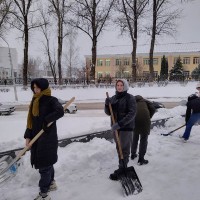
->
xmin=31 ymin=78 xmax=49 ymax=92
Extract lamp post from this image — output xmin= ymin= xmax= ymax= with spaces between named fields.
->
xmin=1 ymin=38 xmax=18 ymax=101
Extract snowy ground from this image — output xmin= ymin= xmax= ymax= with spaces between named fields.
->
xmin=0 ymin=82 xmax=200 ymax=200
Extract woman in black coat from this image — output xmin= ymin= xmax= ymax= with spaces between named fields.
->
xmin=24 ymin=78 xmax=64 ymax=200
xmin=104 ymin=79 xmax=136 ymax=180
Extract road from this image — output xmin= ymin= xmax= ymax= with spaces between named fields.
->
xmin=15 ymin=102 xmax=180 ymax=111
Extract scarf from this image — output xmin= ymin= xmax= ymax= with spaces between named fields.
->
xmin=26 ymin=87 xmax=51 ymax=129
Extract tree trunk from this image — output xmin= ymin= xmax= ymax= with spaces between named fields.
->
xmin=23 ymin=17 xmax=29 ymax=87
xmin=57 ymin=20 xmax=63 ymax=86
xmin=91 ymin=38 xmax=97 ymax=82
xmin=149 ymin=0 xmax=157 ymax=82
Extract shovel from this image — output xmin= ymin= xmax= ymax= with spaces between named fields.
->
xmin=0 ymin=97 xmax=75 ymax=179
xmin=106 ymin=92 xmax=142 ymax=196
xmin=161 ymin=124 xmax=186 ymax=136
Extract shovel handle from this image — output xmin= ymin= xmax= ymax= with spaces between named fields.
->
xmin=106 ymin=92 xmax=124 ymax=160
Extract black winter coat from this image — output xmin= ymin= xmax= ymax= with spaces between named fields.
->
xmin=105 ymin=92 xmax=136 ymax=131
xmin=186 ymin=97 xmax=200 ymax=122
xmin=134 ymin=95 xmax=156 ymax=135
xmin=24 ymin=95 xmax=64 ymax=169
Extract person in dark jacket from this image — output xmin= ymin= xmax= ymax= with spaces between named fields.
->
xmin=131 ymin=95 xmax=156 ymax=165
xmin=180 ymin=84 xmax=200 ymax=142
xmin=24 ymin=78 xmax=64 ymax=200
xmin=104 ymin=79 xmax=136 ymax=180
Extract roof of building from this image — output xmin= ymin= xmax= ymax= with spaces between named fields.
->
xmin=86 ymin=42 xmax=200 ymax=57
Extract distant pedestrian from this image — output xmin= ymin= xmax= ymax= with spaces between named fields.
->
xmin=131 ymin=95 xmax=156 ymax=165
xmin=24 ymin=78 xmax=64 ymax=200
xmin=104 ymin=79 xmax=136 ymax=180
xmin=4 ymin=79 xmax=7 ymax=86
xmin=180 ymin=83 xmax=200 ymax=142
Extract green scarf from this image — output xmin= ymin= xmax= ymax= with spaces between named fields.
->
xmin=27 ymin=87 xmax=51 ymax=129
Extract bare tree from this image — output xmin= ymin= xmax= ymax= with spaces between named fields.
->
xmin=39 ymin=6 xmax=57 ymax=84
xmin=27 ymin=57 xmax=42 ymax=78
xmin=145 ymin=0 xmax=181 ymax=81
xmin=48 ymin=0 xmax=71 ymax=86
xmin=114 ymin=0 xmax=149 ymax=82
xmin=64 ymin=29 xmax=79 ymax=79
xmin=9 ymin=0 xmax=44 ymax=87
xmin=70 ymin=0 xmax=115 ymax=82
xmin=0 ymin=0 xmax=12 ymax=38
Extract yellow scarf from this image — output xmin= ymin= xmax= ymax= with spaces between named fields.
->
xmin=27 ymin=88 xmax=51 ymax=129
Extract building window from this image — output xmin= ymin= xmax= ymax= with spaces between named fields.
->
xmin=97 ymin=72 xmax=103 ymax=78
xmin=174 ymin=57 xmax=179 ymax=64
xmin=193 ymin=57 xmax=200 ymax=64
xmin=143 ymin=71 xmax=149 ymax=76
xmin=105 ymin=59 xmax=110 ymax=66
xmin=154 ymin=71 xmax=158 ymax=77
xmin=124 ymin=71 xmax=130 ymax=78
xmin=143 ymin=58 xmax=158 ymax=65
xmin=105 ymin=72 xmax=110 ymax=77
xmin=97 ymin=59 xmax=103 ymax=66
xmin=124 ymin=59 xmax=130 ymax=66
xmin=183 ymin=57 xmax=190 ymax=64
xmin=116 ymin=59 xmax=121 ymax=66
xmin=183 ymin=71 xmax=190 ymax=76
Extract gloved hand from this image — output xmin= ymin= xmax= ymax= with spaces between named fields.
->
xmin=42 ymin=120 xmax=49 ymax=132
xmin=111 ymin=123 xmax=120 ymax=132
xmin=105 ymin=97 xmax=110 ymax=105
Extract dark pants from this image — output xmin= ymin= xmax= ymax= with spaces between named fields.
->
xmin=38 ymin=165 xmax=54 ymax=193
xmin=131 ymin=132 xmax=148 ymax=159
xmin=183 ymin=113 xmax=200 ymax=140
xmin=114 ymin=131 xmax=133 ymax=168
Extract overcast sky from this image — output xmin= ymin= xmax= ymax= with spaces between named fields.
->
xmin=1 ymin=0 xmax=200 ymax=65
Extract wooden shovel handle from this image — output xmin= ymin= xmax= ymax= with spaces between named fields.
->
xmin=106 ymin=92 xmax=124 ymax=160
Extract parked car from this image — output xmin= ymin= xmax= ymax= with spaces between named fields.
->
xmin=0 ymin=103 xmax=15 ymax=115
xmin=58 ymin=99 xmax=77 ymax=114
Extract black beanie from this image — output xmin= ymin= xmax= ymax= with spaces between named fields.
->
xmin=31 ymin=78 xmax=49 ymax=92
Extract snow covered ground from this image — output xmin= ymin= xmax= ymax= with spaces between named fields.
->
xmin=0 ymin=81 xmax=200 ymax=200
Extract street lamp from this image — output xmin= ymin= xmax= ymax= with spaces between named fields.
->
xmin=1 ymin=38 xmax=18 ymax=101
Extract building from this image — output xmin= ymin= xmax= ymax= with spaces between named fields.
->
xmin=0 ymin=47 xmax=18 ymax=79
xmin=85 ymin=42 xmax=200 ymax=81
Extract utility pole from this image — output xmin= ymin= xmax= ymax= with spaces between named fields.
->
xmin=1 ymin=38 xmax=18 ymax=101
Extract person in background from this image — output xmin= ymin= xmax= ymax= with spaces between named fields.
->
xmin=104 ymin=79 xmax=136 ymax=180
xmin=131 ymin=95 xmax=156 ymax=165
xmin=24 ymin=78 xmax=64 ymax=200
xmin=180 ymin=83 xmax=200 ymax=142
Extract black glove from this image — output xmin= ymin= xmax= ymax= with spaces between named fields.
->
xmin=111 ymin=123 xmax=120 ymax=132
xmin=42 ymin=120 xmax=49 ymax=132
xmin=105 ymin=98 xmax=110 ymax=105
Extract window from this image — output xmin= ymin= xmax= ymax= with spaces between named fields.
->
xmin=183 ymin=57 xmax=190 ymax=64
xmin=97 ymin=72 xmax=103 ymax=78
xmin=154 ymin=71 xmax=158 ymax=77
xmin=97 ymin=59 xmax=103 ymax=66
xmin=174 ymin=57 xmax=179 ymax=64
xmin=124 ymin=59 xmax=130 ymax=66
xmin=143 ymin=71 xmax=149 ymax=76
xmin=124 ymin=71 xmax=130 ymax=78
xmin=143 ymin=58 xmax=158 ymax=65
xmin=105 ymin=72 xmax=110 ymax=77
xmin=105 ymin=59 xmax=110 ymax=66
xmin=193 ymin=57 xmax=200 ymax=64
xmin=116 ymin=59 xmax=121 ymax=66
xmin=183 ymin=71 xmax=190 ymax=76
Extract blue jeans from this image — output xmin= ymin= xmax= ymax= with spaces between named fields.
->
xmin=39 ymin=165 xmax=54 ymax=193
xmin=183 ymin=113 xmax=200 ymax=140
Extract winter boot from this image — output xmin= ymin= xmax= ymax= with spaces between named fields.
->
xmin=138 ymin=157 xmax=149 ymax=165
xmin=34 ymin=192 xmax=51 ymax=200
xmin=131 ymin=154 xmax=137 ymax=160
xmin=179 ymin=135 xmax=187 ymax=143
xmin=48 ymin=180 xmax=57 ymax=191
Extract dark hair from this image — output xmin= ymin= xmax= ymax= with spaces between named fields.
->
xmin=31 ymin=78 xmax=49 ymax=92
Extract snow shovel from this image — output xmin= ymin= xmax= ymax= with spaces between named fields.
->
xmin=106 ymin=92 xmax=142 ymax=196
xmin=0 ymin=97 xmax=75 ymax=179
xmin=161 ymin=124 xmax=186 ymax=136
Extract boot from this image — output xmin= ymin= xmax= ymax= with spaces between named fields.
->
xmin=138 ymin=157 xmax=149 ymax=165
xmin=48 ymin=180 xmax=57 ymax=191
xmin=34 ymin=192 xmax=51 ymax=200
xmin=109 ymin=168 xmax=124 ymax=181
xmin=131 ymin=154 xmax=137 ymax=160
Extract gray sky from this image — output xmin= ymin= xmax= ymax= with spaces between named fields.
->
xmin=2 ymin=0 xmax=200 ymax=65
